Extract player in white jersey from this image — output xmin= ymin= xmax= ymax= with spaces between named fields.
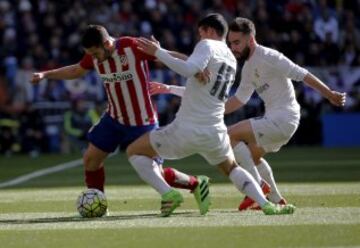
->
xmin=226 ymin=17 xmax=345 ymax=210
xmin=126 ymin=13 xmax=296 ymax=217
xmin=150 ymin=17 xmax=346 ymax=211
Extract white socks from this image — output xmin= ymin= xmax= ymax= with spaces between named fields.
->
xmin=233 ymin=142 xmax=284 ymax=203
xmin=257 ymin=158 xmax=283 ymax=203
xmin=233 ymin=142 xmax=262 ymax=184
xmin=129 ymin=155 xmax=171 ymax=195
xmin=229 ymin=166 xmax=268 ymax=207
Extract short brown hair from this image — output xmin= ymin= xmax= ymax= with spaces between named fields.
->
xmin=81 ymin=25 xmax=110 ymax=48
xmin=229 ymin=17 xmax=256 ymax=36
xmin=198 ymin=13 xmax=228 ymax=39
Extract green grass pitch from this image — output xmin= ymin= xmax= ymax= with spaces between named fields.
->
xmin=0 ymin=147 xmax=359 ymax=248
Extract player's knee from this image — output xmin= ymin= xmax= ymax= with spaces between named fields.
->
xmin=126 ymin=133 xmax=153 ymax=158
xmin=83 ymin=149 xmax=91 ymax=166
xmin=227 ymin=126 xmax=234 ymax=135
xmin=83 ymin=151 xmax=101 ymax=170
xmin=229 ymin=136 xmax=239 ymax=147
xmin=126 ymin=142 xmax=137 ymax=158
xmin=125 ymin=145 xmax=133 ymax=158
xmin=218 ymin=159 xmax=237 ymax=176
xmin=247 ymin=144 xmax=265 ymax=165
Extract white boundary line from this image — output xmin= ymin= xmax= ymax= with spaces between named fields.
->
xmin=0 ymin=150 xmax=119 ymax=189
xmin=0 ymin=158 xmax=83 ymax=188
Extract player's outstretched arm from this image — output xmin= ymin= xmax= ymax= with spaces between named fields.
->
xmin=137 ymin=38 xmax=200 ymax=78
xmin=150 ymin=81 xmax=171 ymax=95
xmin=31 ymin=64 xmax=88 ymax=84
xmin=167 ymin=51 xmax=188 ymax=61
xmin=150 ymin=81 xmax=185 ymax=97
xmin=149 ymin=35 xmax=188 ymax=61
xmin=303 ymin=73 xmax=346 ymax=107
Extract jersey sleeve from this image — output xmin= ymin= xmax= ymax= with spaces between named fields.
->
xmin=154 ymin=40 xmax=213 ymax=78
xmin=155 ymin=48 xmax=199 ymax=77
xmin=269 ymin=52 xmax=308 ymax=82
xmin=186 ymin=40 xmax=213 ymax=72
xmin=79 ymin=54 xmax=94 ymax=70
xmin=235 ymin=69 xmax=254 ymax=104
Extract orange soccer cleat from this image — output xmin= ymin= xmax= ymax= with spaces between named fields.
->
xmin=238 ymin=180 xmax=271 ymax=211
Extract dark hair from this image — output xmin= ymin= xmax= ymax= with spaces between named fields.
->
xmin=198 ymin=13 xmax=228 ymax=39
xmin=229 ymin=17 xmax=256 ymax=36
xmin=81 ymin=25 xmax=109 ymax=48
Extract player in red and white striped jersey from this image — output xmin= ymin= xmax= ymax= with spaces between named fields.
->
xmin=79 ymin=34 xmax=157 ymax=127
xmin=31 ymin=25 xmax=199 ymax=194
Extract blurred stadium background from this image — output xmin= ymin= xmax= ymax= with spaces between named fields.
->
xmin=1 ymin=0 xmax=360 ymax=156
xmin=0 ymin=1 xmax=360 ymax=247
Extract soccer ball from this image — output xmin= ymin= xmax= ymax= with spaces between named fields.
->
xmin=76 ymin=188 xmax=108 ymax=218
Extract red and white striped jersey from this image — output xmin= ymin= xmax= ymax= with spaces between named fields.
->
xmin=79 ymin=36 xmax=157 ymax=126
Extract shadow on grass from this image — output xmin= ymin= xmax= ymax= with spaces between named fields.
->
xmin=0 ymin=211 xmax=198 ymax=225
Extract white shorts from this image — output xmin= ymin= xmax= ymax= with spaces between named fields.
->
xmin=150 ymin=120 xmax=234 ymax=165
xmin=250 ymin=114 xmax=299 ymax=153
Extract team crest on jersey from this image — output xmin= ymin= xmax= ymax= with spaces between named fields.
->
xmin=119 ymin=55 xmax=128 ymax=65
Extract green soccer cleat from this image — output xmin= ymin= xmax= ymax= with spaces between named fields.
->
xmin=193 ymin=175 xmax=211 ymax=215
xmin=262 ymin=202 xmax=296 ymax=215
xmin=160 ymin=189 xmax=184 ymax=217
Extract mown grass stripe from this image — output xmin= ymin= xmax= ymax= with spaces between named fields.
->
xmin=0 ymin=207 xmax=359 ymax=230
xmin=0 ymin=183 xmax=359 ymax=201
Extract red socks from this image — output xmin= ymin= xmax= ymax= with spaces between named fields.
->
xmin=85 ymin=166 xmax=105 ymax=192
xmin=163 ymin=167 xmax=198 ymax=191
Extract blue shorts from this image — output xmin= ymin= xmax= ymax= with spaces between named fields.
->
xmin=88 ymin=113 xmax=158 ymax=153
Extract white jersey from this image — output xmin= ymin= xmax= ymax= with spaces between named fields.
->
xmin=176 ymin=39 xmax=237 ymax=127
xmin=235 ymin=45 xmax=308 ymax=121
